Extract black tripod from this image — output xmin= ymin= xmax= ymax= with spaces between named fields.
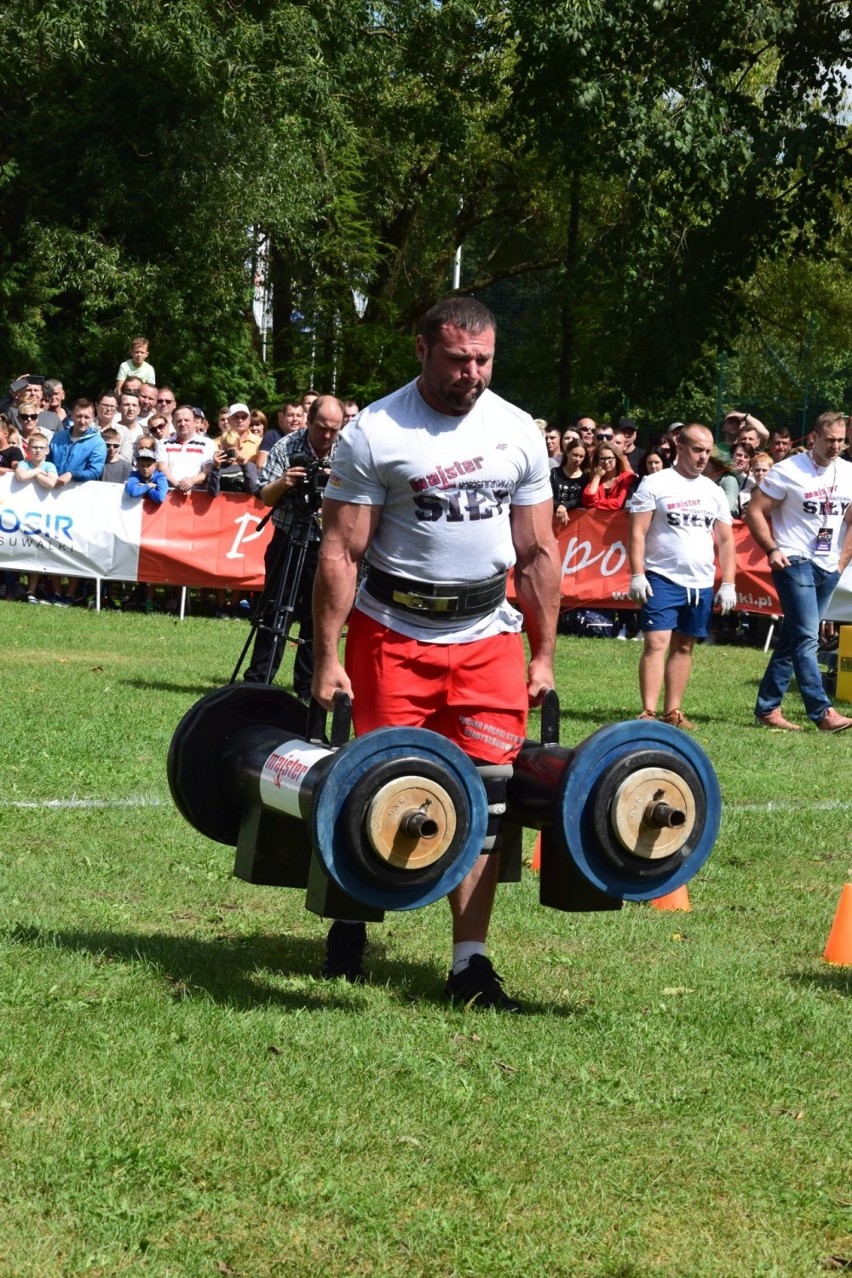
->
xmin=230 ymin=503 xmax=319 ymax=690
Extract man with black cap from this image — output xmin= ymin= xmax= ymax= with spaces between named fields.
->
xmin=619 ymin=417 xmax=645 ymax=473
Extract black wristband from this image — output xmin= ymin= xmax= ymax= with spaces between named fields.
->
xmin=766 ymin=547 xmax=779 ymax=557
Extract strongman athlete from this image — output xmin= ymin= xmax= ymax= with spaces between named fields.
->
xmin=312 ymin=296 xmax=561 ymax=1009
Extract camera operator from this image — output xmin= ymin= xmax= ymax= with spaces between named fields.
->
xmin=243 ymin=394 xmax=344 ymax=696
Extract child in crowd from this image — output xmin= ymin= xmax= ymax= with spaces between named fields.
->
xmin=115 ymin=336 xmax=156 ymax=396
xmin=125 ymin=440 xmax=168 ymax=504
xmin=100 ymin=428 xmax=132 ymax=484
xmin=14 ymin=432 xmax=59 ymax=603
xmin=14 ymin=432 xmax=57 ymax=488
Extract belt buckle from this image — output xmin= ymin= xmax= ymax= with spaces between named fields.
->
xmin=392 ymin=589 xmax=458 ymax=612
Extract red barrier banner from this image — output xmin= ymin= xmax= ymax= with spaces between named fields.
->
xmin=137 ymin=491 xmax=271 ymax=588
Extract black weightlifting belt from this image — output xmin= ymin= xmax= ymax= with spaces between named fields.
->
xmin=364 ymin=566 xmax=508 ymax=621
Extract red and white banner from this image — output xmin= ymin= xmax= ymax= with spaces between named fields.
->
xmin=2 ymin=477 xmax=852 ymax=619
xmin=0 ymin=477 xmax=271 ymax=588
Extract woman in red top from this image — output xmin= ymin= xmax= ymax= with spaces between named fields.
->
xmin=581 ymin=442 xmax=636 ymax=510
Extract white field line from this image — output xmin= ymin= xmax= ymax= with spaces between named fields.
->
xmin=2 ymin=796 xmax=852 ymax=815
xmin=4 ymin=796 xmax=168 ymax=810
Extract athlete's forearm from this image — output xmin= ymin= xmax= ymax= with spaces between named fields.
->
xmin=312 ymin=548 xmax=359 ymax=661
xmin=513 ymin=542 xmax=561 ymax=665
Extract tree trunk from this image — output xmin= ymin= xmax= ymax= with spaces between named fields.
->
xmin=557 ymin=175 xmax=581 ymax=430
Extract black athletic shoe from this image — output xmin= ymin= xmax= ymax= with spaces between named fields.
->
xmin=321 ymin=921 xmax=367 ymax=983
xmin=444 ymin=955 xmax=522 ymax=1012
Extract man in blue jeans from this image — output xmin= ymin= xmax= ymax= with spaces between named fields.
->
xmin=746 ymin=411 xmax=852 ymax=732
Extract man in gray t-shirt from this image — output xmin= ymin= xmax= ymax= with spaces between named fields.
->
xmin=312 ymin=297 xmax=561 ymax=1010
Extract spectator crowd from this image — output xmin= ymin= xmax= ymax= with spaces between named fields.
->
xmin=0 ymin=336 xmax=360 ymax=614
xmin=0 ymin=335 xmax=832 ymax=635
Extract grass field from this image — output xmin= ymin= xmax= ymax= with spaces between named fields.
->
xmin=1 ymin=604 xmax=850 ymax=1277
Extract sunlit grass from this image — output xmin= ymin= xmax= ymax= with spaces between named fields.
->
xmin=1 ymin=604 xmax=850 ymax=1276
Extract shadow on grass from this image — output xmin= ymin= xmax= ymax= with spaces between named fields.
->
xmin=6 ymin=923 xmax=362 ymax=1011
xmin=5 ymin=923 xmax=583 ymax=1017
xmin=120 ymin=677 xmax=223 ymax=696
xmin=787 ymin=968 xmax=852 ymax=996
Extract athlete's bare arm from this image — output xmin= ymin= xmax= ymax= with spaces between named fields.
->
xmin=312 ymin=497 xmax=381 ymax=709
xmin=744 ymin=488 xmax=789 ymax=567
xmin=714 ymin=518 xmax=736 ymax=584
xmin=509 ymin=498 xmax=561 ymax=704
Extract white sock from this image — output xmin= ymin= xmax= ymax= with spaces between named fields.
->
xmin=452 ymin=941 xmax=486 ymax=975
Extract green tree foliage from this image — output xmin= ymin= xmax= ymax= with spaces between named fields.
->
xmin=507 ymin=0 xmax=852 ymax=424
xmin=1 ymin=0 xmax=850 ymax=421
xmin=0 ymin=0 xmax=329 ymax=404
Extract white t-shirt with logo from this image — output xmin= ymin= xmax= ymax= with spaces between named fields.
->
xmin=630 ymin=467 xmax=731 ymax=588
xmin=759 ymin=451 xmax=852 ymax=572
xmin=326 ymin=378 xmax=552 ymax=642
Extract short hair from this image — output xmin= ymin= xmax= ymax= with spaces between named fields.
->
xmin=120 ymin=377 xmax=142 ymax=394
xmin=280 ymin=400 xmax=301 ymax=413
xmin=679 ymin=422 xmax=712 ymax=446
xmin=97 ymin=390 xmax=118 ymax=405
xmin=131 ymin=335 xmax=149 ymax=347
xmin=813 ymin=411 xmax=846 ymax=434
xmin=101 ymin=427 xmax=120 ymax=441
xmin=72 ymin=398 xmax=94 ymax=411
xmin=307 ymin=394 xmax=344 ymax=425
xmin=43 ymin=378 xmax=63 ymax=395
xmin=220 ymin=429 xmax=241 ymax=450
xmin=28 ymin=431 xmax=48 ymax=447
xmin=418 ymin=296 xmax=496 ymax=348
xmin=769 ymin=426 xmax=791 ymax=441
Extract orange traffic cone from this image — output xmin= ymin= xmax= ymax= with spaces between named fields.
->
xmin=651 ymin=884 xmax=691 ymax=912
xmin=530 ymin=833 xmax=542 ymax=873
xmin=823 ymin=884 xmax=852 ymax=965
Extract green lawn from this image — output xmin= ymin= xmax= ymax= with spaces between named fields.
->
xmin=1 ymin=605 xmax=850 ymax=1277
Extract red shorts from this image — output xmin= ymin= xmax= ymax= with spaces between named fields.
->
xmin=344 ymin=610 xmax=529 ymax=765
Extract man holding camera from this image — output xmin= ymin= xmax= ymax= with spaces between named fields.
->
xmin=243 ymin=394 xmax=344 ymax=696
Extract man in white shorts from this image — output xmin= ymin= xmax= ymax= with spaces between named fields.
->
xmin=629 ymin=423 xmax=737 ymax=728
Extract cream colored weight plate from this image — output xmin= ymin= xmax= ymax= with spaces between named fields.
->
xmin=365 ymin=775 xmax=457 ymax=869
xmin=610 ymin=766 xmax=696 ymax=859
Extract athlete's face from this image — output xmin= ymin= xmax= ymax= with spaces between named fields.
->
xmin=812 ymin=423 xmax=846 ymax=467
xmin=415 ymin=323 xmax=495 ymax=416
xmin=675 ymin=427 xmax=714 ymax=477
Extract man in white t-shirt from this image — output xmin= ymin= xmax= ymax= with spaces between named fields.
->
xmin=746 ymin=411 xmax=852 ymax=732
xmin=629 ymin=423 xmax=736 ymax=728
xmin=312 ymin=296 xmax=561 ymax=1009
xmin=162 ymin=405 xmax=215 ymax=490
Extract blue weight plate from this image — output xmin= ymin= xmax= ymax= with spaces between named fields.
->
xmin=557 ymin=720 xmax=722 ymax=901
xmin=310 ymin=727 xmax=488 ymax=910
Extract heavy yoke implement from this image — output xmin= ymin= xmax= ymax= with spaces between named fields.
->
xmin=168 ymin=686 xmax=721 ymax=922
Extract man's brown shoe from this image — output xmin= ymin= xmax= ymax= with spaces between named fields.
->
xmin=817 ymin=707 xmax=852 ymax=733
xmin=660 ymin=708 xmax=695 ymax=730
xmin=755 ymin=709 xmax=802 ymax=731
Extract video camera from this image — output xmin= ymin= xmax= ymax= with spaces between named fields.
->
xmin=287 ymin=452 xmax=332 ymax=511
